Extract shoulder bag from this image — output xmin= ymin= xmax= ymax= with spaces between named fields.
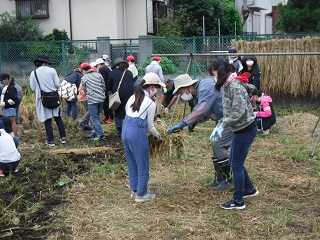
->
xmin=109 ymin=70 xmax=126 ymax=110
xmin=34 ymin=70 xmax=61 ymax=109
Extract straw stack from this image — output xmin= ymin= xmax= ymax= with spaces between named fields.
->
xmin=232 ymin=36 xmax=320 ymax=97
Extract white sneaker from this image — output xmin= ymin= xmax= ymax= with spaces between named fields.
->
xmin=263 ymin=129 xmax=270 ymax=135
xmin=131 ymin=190 xmax=153 ymax=198
xmin=135 ymin=192 xmax=156 ymax=202
xmin=130 ymin=191 xmax=136 ymax=198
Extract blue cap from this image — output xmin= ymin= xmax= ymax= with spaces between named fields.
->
xmin=228 ymin=49 xmax=238 ymax=54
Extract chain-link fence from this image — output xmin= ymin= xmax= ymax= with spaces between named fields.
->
xmin=1 ymin=33 xmax=320 ymax=86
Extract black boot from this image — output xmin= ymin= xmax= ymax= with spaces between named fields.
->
xmin=213 ymin=158 xmax=233 ymax=191
xmin=116 ymin=127 xmax=122 ymax=138
xmin=207 ymin=158 xmax=224 ymax=187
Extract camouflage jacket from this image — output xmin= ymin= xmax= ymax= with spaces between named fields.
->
xmin=220 ymin=77 xmax=256 ymax=132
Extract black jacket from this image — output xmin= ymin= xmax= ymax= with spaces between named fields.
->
xmin=99 ymin=65 xmax=111 ymax=93
xmin=3 ymin=84 xmax=18 ymax=109
xmin=240 ymin=55 xmax=261 ymax=89
xmin=65 ymin=71 xmax=83 ymax=89
xmin=107 ymin=69 xmax=134 ymax=119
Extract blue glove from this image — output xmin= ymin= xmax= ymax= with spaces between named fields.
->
xmin=210 ymin=124 xmax=224 ymax=141
xmin=168 ymin=122 xmax=186 ymax=134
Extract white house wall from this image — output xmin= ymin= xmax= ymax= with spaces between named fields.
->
xmin=125 ymin=0 xmax=147 ymax=39
xmin=1 ymin=0 xmax=147 ymax=40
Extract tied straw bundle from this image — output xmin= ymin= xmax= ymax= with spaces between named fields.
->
xmin=148 ymin=119 xmax=187 ymax=159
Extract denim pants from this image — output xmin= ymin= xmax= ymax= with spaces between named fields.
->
xmin=65 ymin=99 xmax=78 ymax=120
xmin=122 ymin=115 xmax=149 ymax=196
xmin=114 ymin=117 xmax=123 ymax=128
xmin=44 ymin=117 xmax=66 ymax=142
xmin=229 ymin=126 xmax=257 ymax=202
xmin=88 ymin=102 xmax=104 ymax=137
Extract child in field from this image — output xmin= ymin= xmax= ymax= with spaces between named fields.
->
xmin=0 ymin=120 xmax=21 ymax=177
xmin=252 ymin=89 xmax=276 ymax=135
xmin=0 ymin=73 xmax=18 ymax=136
xmin=122 ymin=72 xmax=164 ymax=202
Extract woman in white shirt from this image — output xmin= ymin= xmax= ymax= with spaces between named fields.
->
xmin=0 ymin=120 xmax=21 ymax=177
xmin=122 ymin=72 xmax=165 ymax=202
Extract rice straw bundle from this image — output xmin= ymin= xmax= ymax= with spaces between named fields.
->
xmin=148 ymin=119 xmax=187 ymax=160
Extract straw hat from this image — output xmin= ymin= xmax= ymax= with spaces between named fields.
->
xmin=173 ymin=74 xmax=198 ymax=94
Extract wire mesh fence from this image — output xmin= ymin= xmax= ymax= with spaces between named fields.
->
xmin=0 ymin=33 xmax=320 ymax=88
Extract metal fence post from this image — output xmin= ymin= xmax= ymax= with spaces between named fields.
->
xmin=129 ymin=39 xmax=133 ymax=55
xmin=192 ymin=36 xmax=197 ymax=79
xmin=62 ymin=40 xmax=66 ymax=76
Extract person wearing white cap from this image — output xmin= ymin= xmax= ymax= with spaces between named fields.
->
xmin=122 ymin=72 xmax=165 ymax=202
xmin=167 ymin=72 xmax=234 ymax=191
xmin=102 ymin=54 xmax=112 ymax=70
xmin=95 ymin=58 xmax=114 ymax=124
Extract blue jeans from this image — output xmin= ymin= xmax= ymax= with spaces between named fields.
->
xmin=114 ymin=117 xmax=123 ymax=128
xmin=229 ymin=126 xmax=257 ymax=202
xmin=65 ymin=99 xmax=78 ymax=120
xmin=44 ymin=116 xmax=66 ymax=142
xmin=88 ymin=102 xmax=104 ymax=137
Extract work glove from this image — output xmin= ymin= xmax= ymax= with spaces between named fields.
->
xmin=0 ymin=102 xmax=5 ymax=107
xmin=188 ymin=123 xmax=197 ymax=132
xmin=210 ymin=124 xmax=224 ymax=141
xmin=164 ymin=107 xmax=169 ymax=114
xmin=167 ymin=122 xmax=186 ymax=134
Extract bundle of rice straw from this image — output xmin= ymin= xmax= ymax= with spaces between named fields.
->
xmin=148 ymin=119 xmax=187 ymax=159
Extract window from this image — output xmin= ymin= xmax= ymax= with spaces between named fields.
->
xmin=147 ymin=0 xmax=168 ymax=35
xmin=15 ymin=0 xmax=49 ymax=19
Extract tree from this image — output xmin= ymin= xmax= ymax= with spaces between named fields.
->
xmin=0 ymin=12 xmax=43 ymax=42
xmin=170 ymin=0 xmax=243 ymax=37
xmin=276 ymin=0 xmax=320 ymax=33
xmin=43 ymin=28 xmax=69 ymax=41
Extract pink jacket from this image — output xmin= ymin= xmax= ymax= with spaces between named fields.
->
xmin=255 ymin=95 xmax=272 ymax=118
xmin=77 ymin=83 xmax=87 ymax=102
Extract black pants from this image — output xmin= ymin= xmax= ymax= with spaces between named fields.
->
xmin=103 ymin=96 xmax=114 ymax=119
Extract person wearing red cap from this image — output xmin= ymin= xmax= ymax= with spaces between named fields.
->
xmin=145 ymin=56 xmax=164 ymax=118
xmin=80 ymin=62 xmax=107 ymax=140
xmin=126 ymin=55 xmax=138 ymax=81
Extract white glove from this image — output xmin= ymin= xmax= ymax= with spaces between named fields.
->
xmin=163 ymin=87 xmax=167 ymax=94
xmin=164 ymin=107 xmax=169 ymax=114
xmin=0 ymin=102 xmax=5 ymax=107
xmin=210 ymin=123 xmax=224 ymax=141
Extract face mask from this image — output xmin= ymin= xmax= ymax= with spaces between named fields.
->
xmin=246 ymin=60 xmax=254 ymax=66
xmin=167 ymin=87 xmax=172 ymax=92
xmin=1 ymin=81 xmax=7 ymax=86
xmin=149 ymin=87 xmax=157 ymax=97
xmin=181 ymin=93 xmax=193 ymax=101
xmin=229 ymin=59 xmax=234 ymax=64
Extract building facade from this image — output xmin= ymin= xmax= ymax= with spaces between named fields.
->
xmin=1 ymin=0 xmax=170 ymax=40
xmin=235 ymin=0 xmax=288 ymax=34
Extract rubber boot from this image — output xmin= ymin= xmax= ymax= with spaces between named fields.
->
xmin=207 ymin=158 xmax=224 ymax=187
xmin=116 ymin=126 xmax=122 ymax=138
xmin=213 ymin=158 xmax=233 ymax=191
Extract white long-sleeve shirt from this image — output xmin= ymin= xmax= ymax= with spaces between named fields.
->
xmin=125 ymin=90 xmax=160 ymax=138
xmin=0 ymin=129 xmax=21 ymax=163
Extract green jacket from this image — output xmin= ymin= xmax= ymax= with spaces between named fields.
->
xmin=221 ymin=78 xmax=256 ymax=132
